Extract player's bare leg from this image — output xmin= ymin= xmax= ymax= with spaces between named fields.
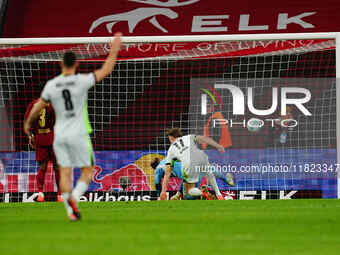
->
xmin=36 ymin=161 xmax=48 ymax=202
xmin=59 ymin=166 xmax=78 ymax=221
xmin=72 ymin=166 xmax=93 ymax=201
xmin=64 ymin=166 xmax=93 ymax=221
xmin=59 ymin=166 xmax=72 ymax=193
xmin=52 ymin=162 xmax=63 ymax=202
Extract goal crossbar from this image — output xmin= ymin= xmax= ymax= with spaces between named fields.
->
xmin=0 ymin=32 xmax=338 ymax=45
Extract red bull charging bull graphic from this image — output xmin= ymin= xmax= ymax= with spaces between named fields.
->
xmin=92 ymin=164 xmax=151 ymax=191
xmin=0 ymin=151 xmax=182 ymax=202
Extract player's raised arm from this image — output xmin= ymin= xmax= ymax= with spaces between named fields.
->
xmin=195 ymin=135 xmax=225 ymax=153
xmin=94 ymin=32 xmax=122 ymax=83
xmin=24 ymin=98 xmax=48 ymax=137
xmin=160 ymin=146 xmax=176 ymax=200
xmin=24 ymin=100 xmax=36 ymax=147
xmin=160 ymin=164 xmax=172 ymax=200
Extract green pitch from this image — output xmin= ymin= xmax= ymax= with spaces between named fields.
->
xmin=1 ymin=199 xmax=340 ymax=255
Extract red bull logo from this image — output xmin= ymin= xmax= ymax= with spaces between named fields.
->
xmin=93 ymin=164 xmax=151 ymax=191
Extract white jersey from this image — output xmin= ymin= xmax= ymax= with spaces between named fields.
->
xmin=165 ymin=134 xmax=208 ymax=172
xmin=41 ymin=73 xmax=96 ymax=139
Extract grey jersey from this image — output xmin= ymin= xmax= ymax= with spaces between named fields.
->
xmin=41 ymin=73 xmax=96 ymax=139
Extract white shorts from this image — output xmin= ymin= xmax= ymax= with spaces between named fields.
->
xmin=53 ymin=134 xmax=95 ymax=168
xmin=182 ymin=154 xmax=210 ymax=183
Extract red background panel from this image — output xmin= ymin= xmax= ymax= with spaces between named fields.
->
xmin=3 ymin=0 xmax=340 ymax=37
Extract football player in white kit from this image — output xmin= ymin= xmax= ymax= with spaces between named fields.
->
xmin=160 ymin=128 xmax=226 ymax=200
xmin=24 ymin=33 xmax=122 ymax=221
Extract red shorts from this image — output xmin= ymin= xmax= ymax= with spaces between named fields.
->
xmin=35 ymin=145 xmax=56 ymax=163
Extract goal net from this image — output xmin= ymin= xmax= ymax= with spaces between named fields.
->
xmin=0 ymin=34 xmax=338 ymax=202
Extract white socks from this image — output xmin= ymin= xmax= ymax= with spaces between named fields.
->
xmin=62 ymin=192 xmax=72 ymax=216
xmin=207 ymin=172 xmax=222 ymax=197
xmin=188 ymin=187 xmax=202 ymax=197
xmin=62 ymin=181 xmax=88 ymax=218
xmin=72 ymin=181 xmax=89 ymax=201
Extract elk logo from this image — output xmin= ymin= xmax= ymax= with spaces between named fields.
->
xmin=89 ymin=0 xmax=200 ymax=33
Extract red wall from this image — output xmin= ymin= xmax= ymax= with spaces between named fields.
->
xmin=3 ymin=0 xmax=340 ymax=37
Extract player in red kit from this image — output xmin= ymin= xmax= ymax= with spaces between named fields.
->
xmin=24 ymin=99 xmax=63 ymax=202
